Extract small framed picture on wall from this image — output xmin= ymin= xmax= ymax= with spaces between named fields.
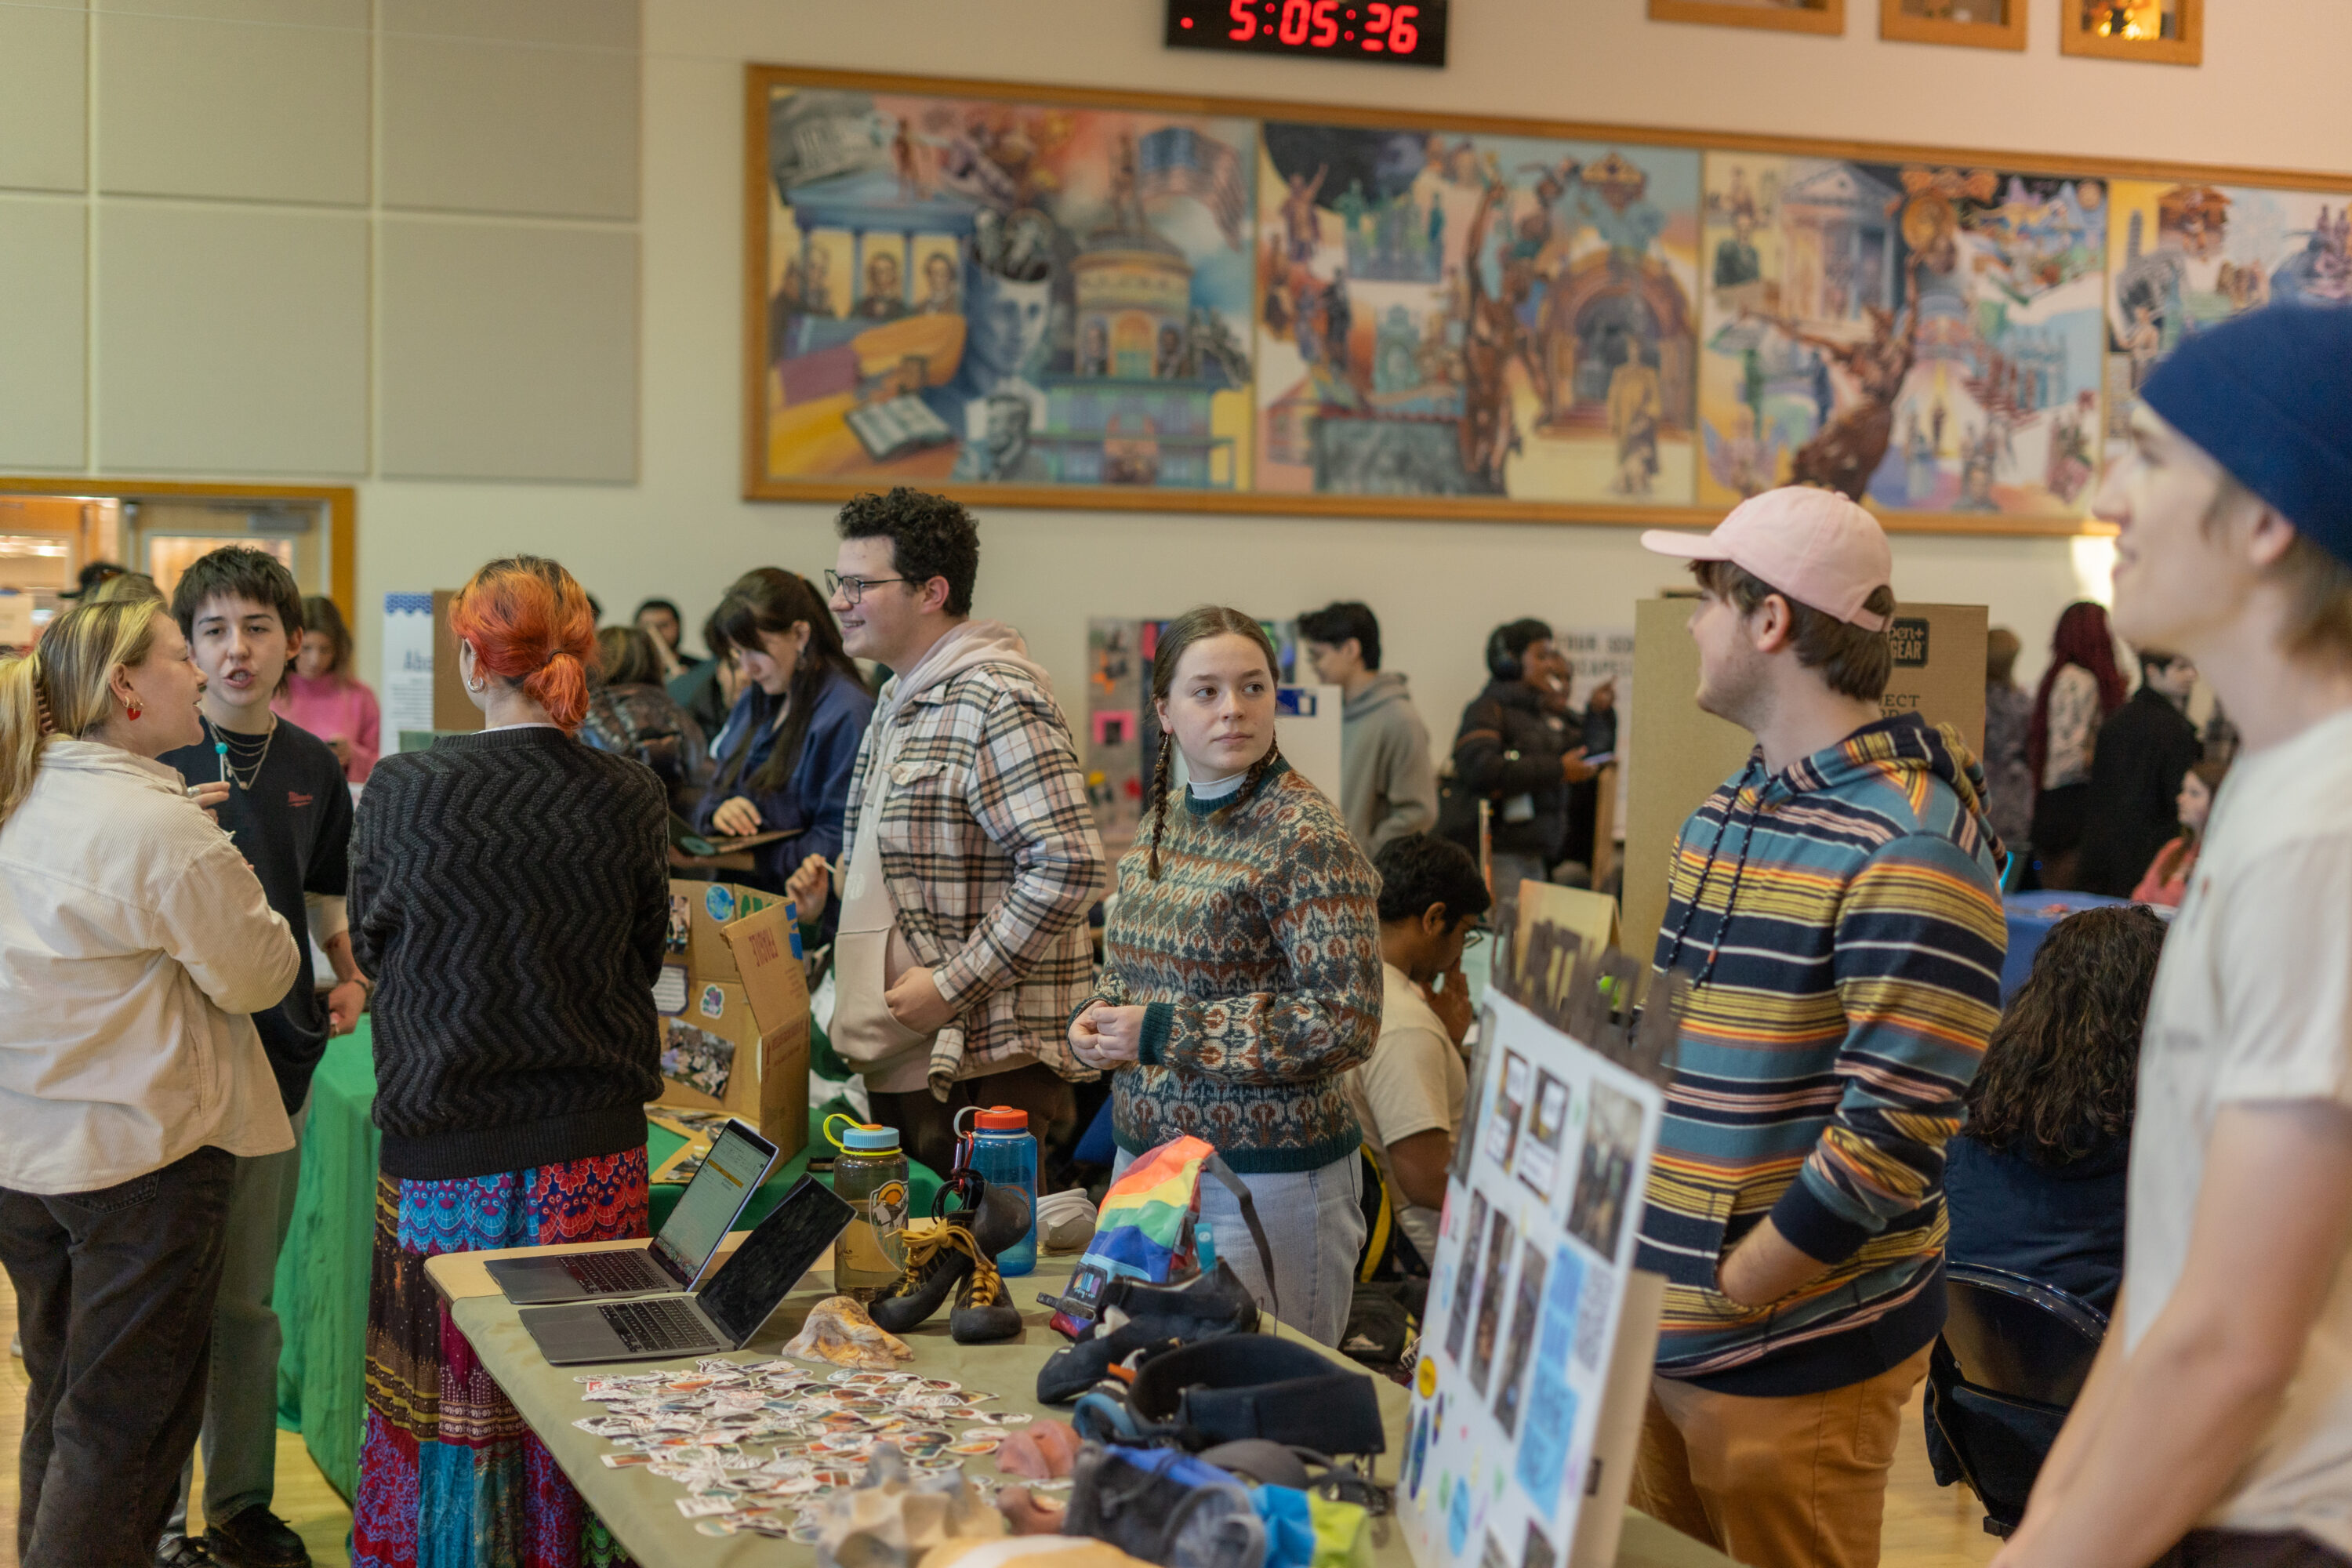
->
xmin=2060 ymin=0 xmax=2201 ymax=64
xmin=1880 ymin=0 xmax=2027 ymax=50
xmin=1648 ymin=0 xmax=1845 ymax=36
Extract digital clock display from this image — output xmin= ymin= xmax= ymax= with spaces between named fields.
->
xmin=1164 ymin=0 xmax=1450 ymax=67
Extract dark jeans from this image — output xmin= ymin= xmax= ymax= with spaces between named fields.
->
xmin=2156 ymin=1532 xmax=2352 ymax=1568
xmin=868 ymin=1061 xmax=1077 ymax=1189
xmin=1 ymin=1145 xmax=237 ymax=1568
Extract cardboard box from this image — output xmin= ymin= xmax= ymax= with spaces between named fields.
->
xmin=669 ymin=877 xmax=782 ymax=984
xmin=1621 ymin=599 xmax=1988 ymax=969
xmin=653 ymin=900 xmax=811 ymax=1160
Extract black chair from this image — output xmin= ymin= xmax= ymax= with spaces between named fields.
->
xmin=1924 ymin=1264 xmax=2108 ymax=1537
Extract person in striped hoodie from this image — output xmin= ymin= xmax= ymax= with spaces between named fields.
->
xmin=1628 ymin=487 xmax=2006 ymax=1568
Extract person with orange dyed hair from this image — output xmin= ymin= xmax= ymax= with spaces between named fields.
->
xmin=347 ymin=555 xmax=668 ymax=1566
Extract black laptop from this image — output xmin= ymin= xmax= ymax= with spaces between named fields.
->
xmin=517 ymin=1175 xmax=855 ymax=1366
xmin=485 ymin=1119 xmax=779 ymax=1305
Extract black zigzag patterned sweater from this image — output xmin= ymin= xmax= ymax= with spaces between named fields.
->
xmin=349 ymin=726 xmax=669 ymax=1180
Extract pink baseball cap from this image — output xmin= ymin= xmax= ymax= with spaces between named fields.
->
xmin=1640 ymin=487 xmax=1894 ymax=631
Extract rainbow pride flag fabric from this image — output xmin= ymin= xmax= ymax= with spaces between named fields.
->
xmin=1081 ymin=1135 xmax=1216 ymax=1283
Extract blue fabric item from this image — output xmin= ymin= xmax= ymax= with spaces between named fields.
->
xmin=1943 ymin=1132 xmax=2127 ymax=1315
xmin=1076 ymin=1096 xmax=1119 ymax=1167
xmin=1253 ymin=1485 xmax=1319 ymax=1568
xmin=2140 ymin=303 xmax=2352 ymax=569
xmin=1998 ymin=891 xmax=2129 ymax=1004
xmin=694 ymin=666 xmax=874 ymax=895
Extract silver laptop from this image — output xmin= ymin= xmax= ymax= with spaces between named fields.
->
xmin=485 ymin=1119 xmax=779 ymax=1305
xmin=517 ymin=1175 xmax=854 ymax=1366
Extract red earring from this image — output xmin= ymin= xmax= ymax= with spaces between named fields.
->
xmin=126 ymin=700 xmax=142 ymax=721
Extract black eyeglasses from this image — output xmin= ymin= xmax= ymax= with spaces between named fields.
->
xmin=1462 ymin=928 xmax=1488 ymax=950
xmin=823 ymin=570 xmax=911 ymax=605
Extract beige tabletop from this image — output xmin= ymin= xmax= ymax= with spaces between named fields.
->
xmin=430 ymin=1243 xmax=1733 ymax=1568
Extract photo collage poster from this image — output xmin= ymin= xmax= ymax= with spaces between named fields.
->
xmin=1399 ymin=992 xmax=1665 ymax=1568
xmin=753 ymin=71 xmax=2352 ymax=524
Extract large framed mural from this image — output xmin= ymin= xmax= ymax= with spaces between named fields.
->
xmin=745 ymin=66 xmax=2352 ymax=535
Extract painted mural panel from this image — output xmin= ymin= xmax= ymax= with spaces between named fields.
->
xmin=1697 ymin=154 xmax=2107 ymax=516
xmin=1250 ymin=126 xmax=1701 ymax=504
xmin=2103 ymin=180 xmax=2352 ymax=464
xmin=758 ymin=85 xmax=1258 ymax=492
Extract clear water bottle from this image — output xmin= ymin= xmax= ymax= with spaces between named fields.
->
xmin=956 ymin=1105 xmax=1038 ymax=1276
xmin=823 ymin=1114 xmax=909 ymax=1299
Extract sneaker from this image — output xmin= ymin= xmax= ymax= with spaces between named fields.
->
xmin=207 ymin=1505 xmax=311 ymax=1568
xmin=156 ymin=1537 xmax=221 ymax=1568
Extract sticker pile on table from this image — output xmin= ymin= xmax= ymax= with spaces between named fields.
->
xmin=572 ymin=1361 xmax=1049 ymax=1540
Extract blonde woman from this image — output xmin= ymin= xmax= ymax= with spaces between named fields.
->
xmin=0 ymin=597 xmax=298 ymax=1568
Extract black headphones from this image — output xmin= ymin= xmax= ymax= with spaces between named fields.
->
xmin=1486 ymin=619 xmax=1550 ymax=684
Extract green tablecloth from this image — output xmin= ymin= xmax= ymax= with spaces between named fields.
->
xmin=271 ymin=1021 xmax=940 ymax=1500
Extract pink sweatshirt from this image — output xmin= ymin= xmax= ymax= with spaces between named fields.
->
xmin=274 ymin=672 xmax=381 ymax=782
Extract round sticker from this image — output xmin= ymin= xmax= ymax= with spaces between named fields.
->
xmin=1417 ymin=1356 xmax=1438 ymax=1399
xmin=705 ymin=885 xmax=736 ymax=922
xmin=699 ymin=984 xmax=726 ymax=1019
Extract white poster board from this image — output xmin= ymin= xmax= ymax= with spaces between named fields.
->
xmin=1276 ymin=683 xmax=1345 ymax=809
xmin=380 ymin=592 xmax=436 ymax=757
xmin=1399 ymin=991 xmax=1665 ymax=1568
xmin=1555 ymin=625 xmax=1635 ymax=843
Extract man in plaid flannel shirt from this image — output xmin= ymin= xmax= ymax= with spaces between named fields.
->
xmin=789 ymin=488 xmax=1106 ymax=1176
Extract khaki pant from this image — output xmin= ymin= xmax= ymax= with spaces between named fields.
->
xmin=1630 ymin=1344 xmax=1933 ymax=1568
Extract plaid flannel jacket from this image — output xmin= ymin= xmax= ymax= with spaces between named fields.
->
xmin=840 ymin=658 xmax=1107 ymax=1094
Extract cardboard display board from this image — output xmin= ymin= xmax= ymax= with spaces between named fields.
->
xmin=1621 ymin=599 xmax=1989 ymax=971
xmin=672 ymin=877 xmax=784 ymax=985
xmin=653 ymin=891 xmax=810 ymax=1161
xmin=1401 ymin=989 xmax=1667 ymax=1568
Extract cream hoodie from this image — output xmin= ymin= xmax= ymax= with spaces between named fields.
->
xmin=0 ymin=739 xmax=299 ymax=1193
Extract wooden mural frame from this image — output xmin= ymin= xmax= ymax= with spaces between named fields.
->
xmin=746 ymin=63 xmax=2344 ymax=535
xmin=1648 ymin=0 xmax=1846 ymax=35
xmin=2060 ymin=0 xmax=2201 ymax=65
xmin=1880 ymin=0 xmax=2028 ymax=51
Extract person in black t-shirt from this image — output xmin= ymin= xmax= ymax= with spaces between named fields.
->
xmin=154 ymin=549 xmax=359 ymax=1568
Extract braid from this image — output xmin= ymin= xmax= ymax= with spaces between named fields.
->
xmin=1235 ymin=738 xmax=1282 ymax=809
xmin=1145 ymin=734 xmax=1174 ymax=880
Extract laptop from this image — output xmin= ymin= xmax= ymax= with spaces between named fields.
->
xmin=517 ymin=1175 xmax=855 ymax=1366
xmin=485 ymin=1119 xmax=779 ymax=1305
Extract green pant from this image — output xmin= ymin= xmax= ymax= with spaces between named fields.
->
xmin=165 ymin=1098 xmax=307 ymax=1540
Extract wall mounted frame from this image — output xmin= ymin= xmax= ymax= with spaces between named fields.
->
xmin=2060 ymin=0 xmax=2201 ymax=64
xmin=1648 ymin=0 xmax=1846 ymax=35
xmin=1880 ymin=0 xmax=2029 ymax=50
xmin=744 ymin=64 xmax=2346 ymax=537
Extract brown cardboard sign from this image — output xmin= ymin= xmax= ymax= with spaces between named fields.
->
xmin=1621 ymin=599 xmax=1988 ymax=970
xmin=670 ymin=877 xmax=782 ymax=983
xmin=719 ymin=897 xmax=810 ymax=1038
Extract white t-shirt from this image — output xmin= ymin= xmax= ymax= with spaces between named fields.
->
xmin=2126 ymin=703 xmax=2352 ymax=1553
xmin=1346 ymin=962 xmax=1468 ymax=1260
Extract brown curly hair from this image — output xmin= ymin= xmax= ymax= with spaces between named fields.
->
xmin=1964 ymin=904 xmax=2167 ymax=1167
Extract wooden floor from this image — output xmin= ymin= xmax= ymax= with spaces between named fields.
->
xmin=0 ymin=1264 xmax=1994 ymax=1568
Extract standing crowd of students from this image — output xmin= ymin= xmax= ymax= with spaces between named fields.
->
xmin=5 ymin=305 xmax=2352 ymax=1568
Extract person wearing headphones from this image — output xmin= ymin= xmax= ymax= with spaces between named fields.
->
xmin=1449 ymin=619 xmax=1599 ymax=895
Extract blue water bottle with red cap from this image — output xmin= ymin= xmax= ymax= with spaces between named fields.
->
xmin=956 ymin=1105 xmax=1038 ymax=1276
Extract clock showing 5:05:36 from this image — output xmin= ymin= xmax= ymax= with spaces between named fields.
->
xmin=1163 ymin=0 xmax=1451 ymax=67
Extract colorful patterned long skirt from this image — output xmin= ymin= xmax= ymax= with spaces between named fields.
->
xmin=354 ymin=1149 xmax=648 ymax=1568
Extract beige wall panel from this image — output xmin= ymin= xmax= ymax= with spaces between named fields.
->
xmin=96 ymin=0 xmax=368 ymax=205
xmin=0 ymin=4 xmax=88 ymax=193
xmin=0 ymin=201 xmax=88 ymax=470
xmin=381 ymin=0 xmax=638 ymax=219
xmin=97 ymin=205 xmax=368 ymax=474
xmin=379 ymin=220 xmax=637 ymax=482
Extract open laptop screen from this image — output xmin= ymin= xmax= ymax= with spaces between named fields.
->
xmin=650 ymin=1120 xmax=779 ymax=1285
xmin=697 ymin=1177 xmax=855 ymax=1346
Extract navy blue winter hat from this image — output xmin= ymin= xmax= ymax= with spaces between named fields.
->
xmin=2140 ymin=303 xmax=2352 ymax=568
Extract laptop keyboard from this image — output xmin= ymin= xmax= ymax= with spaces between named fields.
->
xmin=567 ymin=1250 xmax=659 ymax=1294
xmin=601 ymin=1297 xmax=708 ymax=1355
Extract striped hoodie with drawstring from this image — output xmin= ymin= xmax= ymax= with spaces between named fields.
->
xmin=1636 ymin=713 xmax=2006 ymax=1396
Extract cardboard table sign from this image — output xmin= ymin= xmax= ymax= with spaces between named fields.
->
xmin=653 ymin=897 xmax=811 ymax=1162
xmin=1621 ymin=598 xmax=1988 ymax=970
xmin=670 ymin=877 xmax=782 ymax=984
xmin=1400 ymin=952 xmax=1669 ymax=1568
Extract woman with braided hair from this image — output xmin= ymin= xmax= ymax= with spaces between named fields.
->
xmin=1069 ymin=606 xmax=1382 ymax=1346
xmin=0 ymin=597 xmax=298 ymax=1566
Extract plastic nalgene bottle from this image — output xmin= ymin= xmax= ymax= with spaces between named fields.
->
xmin=957 ymin=1104 xmax=1038 ymax=1276
xmin=825 ymin=1116 xmax=909 ymax=1299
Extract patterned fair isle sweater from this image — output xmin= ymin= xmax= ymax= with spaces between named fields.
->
xmin=1091 ymin=760 xmax=1384 ymax=1175
xmin=1638 ymin=714 xmax=2006 ymax=1396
